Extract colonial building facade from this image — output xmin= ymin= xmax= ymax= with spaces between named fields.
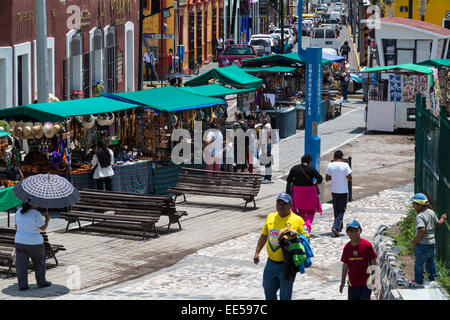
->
xmin=143 ymin=0 xmax=224 ymax=77
xmin=0 ymin=0 xmax=139 ymax=109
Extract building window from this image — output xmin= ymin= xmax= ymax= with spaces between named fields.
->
xmin=0 ymin=47 xmax=13 ymax=109
xmin=92 ymin=28 xmax=104 ymax=86
xmin=13 ymin=42 xmax=32 ymax=106
xmin=125 ymin=22 xmax=135 ymax=92
xmin=66 ymin=30 xmax=84 ymax=100
xmin=399 ymin=6 xmax=408 ymax=12
xmin=104 ymin=26 xmax=117 ymax=93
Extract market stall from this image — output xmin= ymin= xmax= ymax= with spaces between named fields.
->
xmin=360 ymin=61 xmax=447 ymax=132
xmin=240 ymin=52 xmax=346 ymax=133
xmin=0 ymin=89 xmax=226 ymax=194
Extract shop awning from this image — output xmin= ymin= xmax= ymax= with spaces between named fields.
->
xmin=241 ymin=52 xmax=331 ymax=68
xmin=416 ymin=59 xmax=450 ymax=68
xmin=322 ymin=52 xmax=345 ymax=63
xmin=179 ymin=84 xmax=255 ymax=97
xmin=0 ymin=97 xmax=142 ymax=122
xmin=360 ymin=63 xmax=434 ymax=86
xmin=184 ymin=65 xmax=263 ymax=88
xmin=108 ymin=86 xmax=226 ymax=112
xmin=240 ymin=66 xmax=297 ymax=73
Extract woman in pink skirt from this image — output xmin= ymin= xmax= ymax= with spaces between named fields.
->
xmin=286 ymin=154 xmax=323 ymax=232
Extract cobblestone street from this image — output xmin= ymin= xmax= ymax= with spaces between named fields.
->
xmin=60 ymin=184 xmax=413 ymax=300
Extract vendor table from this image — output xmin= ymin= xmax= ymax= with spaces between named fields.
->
xmin=71 ymin=160 xmax=153 ymax=194
xmin=266 ymin=107 xmax=297 ymax=139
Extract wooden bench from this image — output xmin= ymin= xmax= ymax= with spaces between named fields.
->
xmin=60 ymin=190 xmax=187 ymax=239
xmin=79 ymin=189 xmax=188 ymax=232
xmin=167 ymin=167 xmax=264 ymax=211
xmin=0 ymin=227 xmax=66 ymax=276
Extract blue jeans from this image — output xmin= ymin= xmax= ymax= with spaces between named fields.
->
xmin=414 ymin=244 xmax=437 ymax=284
xmin=332 ymin=193 xmax=348 ymax=232
xmin=262 ymin=258 xmax=296 ymax=300
xmin=348 ymin=285 xmax=372 ymax=300
xmin=342 ymin=80 xmax=349 ymax=100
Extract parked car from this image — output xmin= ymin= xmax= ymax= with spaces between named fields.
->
xmin=284 ymin=24 xmax=299 ymax=39
xmin=310 ymin=27 xmax=339 ymax=50
xmin=301 ymin=21 xmax=313 ymax=36
xmin=249 ymin=39 xmax=272 ymax=56
xmin=219 ymin=44 xmax=257 ymax=67
xmin=250 ymin=34 xmax=276 ymax=47
xmin=272 ymin=28 xmax=295 ymax=47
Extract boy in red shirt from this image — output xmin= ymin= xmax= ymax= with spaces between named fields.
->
xmin=339 ymin=220 xmax=378 ymax=300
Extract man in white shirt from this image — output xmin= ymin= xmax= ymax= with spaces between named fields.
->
xmin=204 ymin=121 xmax=223 ymax=176
xmin=326 ymin=150 xmax=352 ymax=237
xmin=143 ymin=49 xmax=158 ymax=81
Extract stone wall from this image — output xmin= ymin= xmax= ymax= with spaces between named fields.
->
xmin=372 ymin=224 xmax=409 ymax=300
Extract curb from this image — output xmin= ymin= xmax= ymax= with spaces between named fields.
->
xmin=347 ymin=25 xmax=360 ymax=71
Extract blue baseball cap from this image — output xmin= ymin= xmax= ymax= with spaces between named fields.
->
xmin=276 ymin=193 xmax=292 ymax=204
xmin=346 ymin=220 xmax=362 ymax=231
xmin=407 ymin=193 xmax=429 ymax=206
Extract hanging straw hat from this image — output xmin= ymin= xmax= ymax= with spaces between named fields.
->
xmin=0 ymin=120 xmax=10 ymax=132
xmin=14 ymin=121 xmax=25 ymax=139
xmin=43 ymin=122 xmax=55 ymax=139
xmin=32 ymin=122 xmax=44 ymax=139
xmin=49 ymin=93 xmax=60 ymax=102
xmin=8 ymin=121 xmax=17 ymax=134
xmin=81 ymin=114 xmax=95 ymax=129
xmin=23 ymin=122 xmax=34 ymax=139
xmin=96 ymin=112 xmax=115 ymax=126
xmin=53 ymin=122 xmax=64 ymax=137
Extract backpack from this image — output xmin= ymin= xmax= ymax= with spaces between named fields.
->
xmin=298 ymin=234 xmax=314 ymax=273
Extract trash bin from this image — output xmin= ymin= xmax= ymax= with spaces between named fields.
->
xmin=296 ymin=107 xmax=305 ymax=129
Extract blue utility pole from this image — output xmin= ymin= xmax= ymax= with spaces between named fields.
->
xmin=297 ymin=1 xmax=322 ymax=172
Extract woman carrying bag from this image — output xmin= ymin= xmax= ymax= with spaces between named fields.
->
xmin=14 ymin=201 xmax=51 ymax=290
xmin=286 ymin=154 xmax=323 ymax=232
xmin=91 ymin=140 xmax=115 ymax=191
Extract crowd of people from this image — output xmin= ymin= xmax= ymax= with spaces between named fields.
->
xmin=203 ymin=111 xmax=274 ymax=184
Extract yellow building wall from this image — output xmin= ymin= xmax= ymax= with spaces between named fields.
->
xmin=391 ymin=0 xmax=449 ymax=27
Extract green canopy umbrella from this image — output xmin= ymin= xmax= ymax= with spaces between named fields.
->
xmin=107 ymin=86 xmax=226 ymax=112
xmin=184 ymin=65 xmax=263 ymax=88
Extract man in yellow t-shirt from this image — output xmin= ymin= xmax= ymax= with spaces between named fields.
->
xmin=253 ymin=193 xmax=309 ymax=300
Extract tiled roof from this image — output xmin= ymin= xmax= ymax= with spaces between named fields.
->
xmin=379 ymin=17 xmax=450 ymax=36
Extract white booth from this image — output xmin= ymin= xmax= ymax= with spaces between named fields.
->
xmin=361 ymin=63 xmax=444 ymax=132
xmin=364 ymin=17 xmax=450 ymax=66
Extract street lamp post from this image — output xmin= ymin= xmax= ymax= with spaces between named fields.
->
xmin=36 ymin=0 xmax=49 ymax=103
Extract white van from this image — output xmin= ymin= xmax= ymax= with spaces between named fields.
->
xmin=310 ymin=27 xmax=338 ymax=50
xmin=329 ymin=11 xmax=341 ymax=20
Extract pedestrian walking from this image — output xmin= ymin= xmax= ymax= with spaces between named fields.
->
xmin=340 ymin=41 xmax=351 ymax=61
xmin=259 ymin=113 xmax=273 ymax=184
xmin=167 ymin=48 xmax=174 ymax=74
xmin=204 ymin=120 xmax=223 ymax=175
xmin=233 ymin=113 xmax=250 ymax=173
xmin=339 ymin=220 xmax=378 ymax=300
xmin=286 ymin=154 xmax=323 ymax=232
xmin=143 ymin=49 xmax=158 ymax=81
xmin=253 ymin=193 xmax=309 ymax=300
xmin=341 ymin=63 xmax=350 ymax=102
xmin=217 ymin=37 xmax=224 ymax=60
xmin=91 ymin=140 xmax=115 ymax=191
xmin=14 ymin=202 xmax=52 ymax=291
xmin=326 ymin=150 xmax=352 ymax=237
xmin=408 ymin=193 xmax=447 ymax=287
